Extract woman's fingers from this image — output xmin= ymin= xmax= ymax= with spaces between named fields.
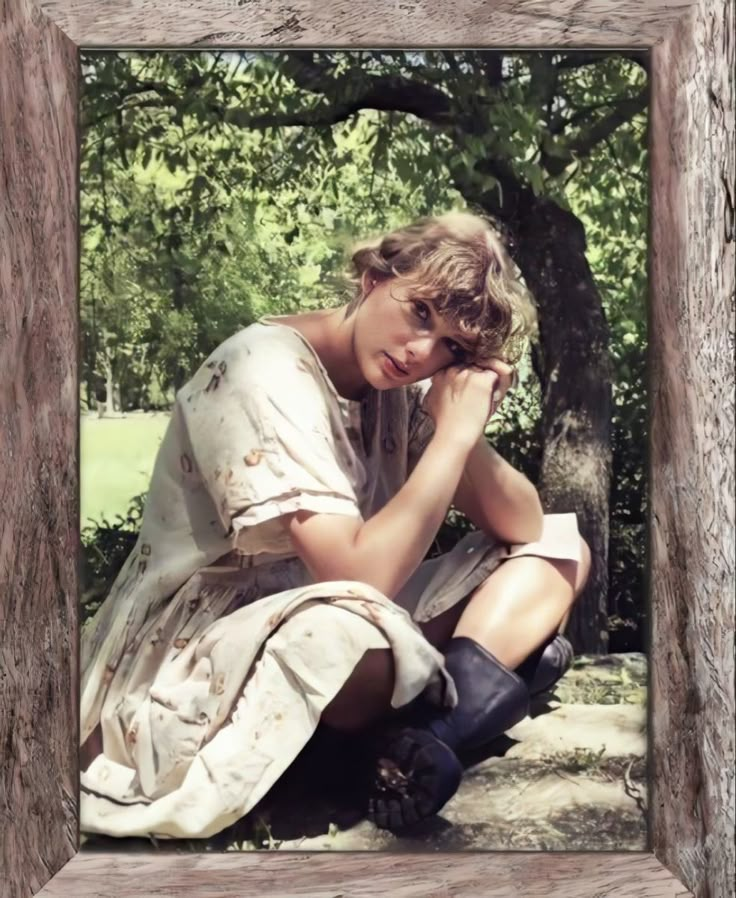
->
xmin=471 ymin=358 xmax=517 ymax=411
xmin=471 ymin=358 xmax=513 ymax=380
xmin=437 ymin=357 xmax=518 ymax=423
xmin=487 ymin=358 xmax=514 ymax=378
xmin=490 ymin=362 xmax=514 ymax=394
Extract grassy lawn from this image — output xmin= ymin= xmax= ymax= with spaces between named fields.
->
xmin=80 ymin=412 xmax=170 ymax=528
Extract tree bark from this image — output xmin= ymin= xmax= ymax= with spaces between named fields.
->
xmin=100 ymin=352 xmax=115 ymax=417
xmin=166 ymin=222 xmax=190 ymax=392
xmin=511 ymin=196 xmax=613 ymax=654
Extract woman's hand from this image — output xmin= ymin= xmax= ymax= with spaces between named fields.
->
xmin=422 ymin=358 xmax=516 ymax=448
xmin=476 ymin=357 xmax=517 ymax=416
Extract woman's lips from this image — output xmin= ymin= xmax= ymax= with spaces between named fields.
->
xmin=382 ymin=352 xmax=409 ymax=378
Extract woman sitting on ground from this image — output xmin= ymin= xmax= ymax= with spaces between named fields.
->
xmin=80 ymin=210 xmax=590 ymax=839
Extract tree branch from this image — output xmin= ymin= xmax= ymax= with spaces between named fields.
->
xmin=528 ymin=53 xmax=559 ymax=122
xmin=472 ymin=50 xmax=504 ymax=89
xmin=567 ymin=89 xmax=648 ymax=157
xmin=83 ymin=54 xmax=457 ymax=136
xmin=603 ymin=134 xmax=647 ymax=186
xmin=549 ymin=99 xmax=627 ymax=136
xmin=557 ymin=51 xmax=650 ymax=75
xmin=540 ymin=88 xmax=648 ymax=175
xmin=224 ymin=66 xmax=455 ymax=132
xmin=275 ymin=52 xmax=457 ymax=127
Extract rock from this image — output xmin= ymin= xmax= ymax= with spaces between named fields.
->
xmin=505 ymin=702 xmax=646 ymax=759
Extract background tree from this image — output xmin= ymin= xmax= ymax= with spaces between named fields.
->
xmin=80 ymin=50 xmax=648 ymax=653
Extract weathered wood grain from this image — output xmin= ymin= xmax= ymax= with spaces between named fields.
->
xmin=37 ymin=852 xmax=694 ymax=897
xmin=0 ymin=0 xmax=733 ymax=896
xmin=648 ymin=1 xmax=736 ymax=898
xmin=38 ymin=0 xmax=691 ymax=48
xmin=0 ymin=0 xmax=80 ymax=895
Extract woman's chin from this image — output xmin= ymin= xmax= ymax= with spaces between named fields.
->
xmin=371 ymin=370 xmax=405 ymax=391
xmin=355 ymin=355 xmax=411 ymax=392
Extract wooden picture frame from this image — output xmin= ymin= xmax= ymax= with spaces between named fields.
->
xmin=1 ymin=0 xmax=732 ymax=895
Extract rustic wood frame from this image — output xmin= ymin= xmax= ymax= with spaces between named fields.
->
xmin=1 ymin=0 xmax=733 ymax=895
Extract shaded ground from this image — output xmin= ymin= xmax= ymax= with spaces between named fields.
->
xmin=82 ymin=653 xmax=648 ymax=853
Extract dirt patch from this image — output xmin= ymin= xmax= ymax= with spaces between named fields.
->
xmin=554 ymin=652 xmax=647 ymax=705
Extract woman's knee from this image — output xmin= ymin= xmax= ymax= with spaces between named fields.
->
xmin=574 ymin=536 xmax=592 ymax=596
xmin=300 ymin=602 xmax=395 ymax=730
xmin=550 ymin=534 xmax=593 ymax=603
xmin=271 ymin=601 xmax=394 ymax=731
xmin=556 ymin=536 xmax=592 ymax=633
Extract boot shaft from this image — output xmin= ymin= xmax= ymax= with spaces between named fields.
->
xmin=427 ymin=637 xmax=529 ymax=753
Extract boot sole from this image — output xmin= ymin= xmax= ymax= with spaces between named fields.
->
xmin=367 ymin=727 xmax=463 ymax=831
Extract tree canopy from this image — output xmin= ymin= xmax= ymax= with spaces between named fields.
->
xmin=80 ymin=50 xmax=648 ymax=652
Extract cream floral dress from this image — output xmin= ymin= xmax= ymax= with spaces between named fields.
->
xmin=80 ymin=318 xmax=581 ymax=839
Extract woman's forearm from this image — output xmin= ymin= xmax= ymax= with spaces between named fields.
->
xmin=454 ymin=438 xmax=544 ymax=545
xmin=349 ymin=431 xmax=473 ymax=598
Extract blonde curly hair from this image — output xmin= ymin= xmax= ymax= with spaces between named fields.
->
xmin=344 ymin=211 xmax=537 ymax=365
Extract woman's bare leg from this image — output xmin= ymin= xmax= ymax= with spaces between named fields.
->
xmin=366 ymin=537 xmax=592 ymax=830
xmin=419 ymin=537 xmax=590 ymax=659
xmin=80 ymin=724 xmax=103 ymax=771
xmin=417 ymin=596 xmax=472 ymax=650
xmin=452 ymin=536 xmax=591 ymax=669
xmin=319 ymin=536 xmax=590 ymax=732
xmin=321 ymin=648 xmax=396 ymax=732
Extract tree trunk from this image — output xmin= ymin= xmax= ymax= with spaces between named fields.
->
xmin=166 ymin=220 xmax=189 ymax=392
xmin=462 ymin=166 xmax=614 ymax=654
xmin=100 ymin=352 xmax=115 ymax=418
xmin=512 ymin=196 xmax=613 ymax=654
xmin=83 ymin=376 xmax=93 ymax=413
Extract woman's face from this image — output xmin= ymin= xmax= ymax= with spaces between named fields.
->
xmin=352 ymin=275 xmax=477 ymax=389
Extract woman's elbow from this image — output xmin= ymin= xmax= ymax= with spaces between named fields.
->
xmin=501 ymin=490 xmax=544 ymax=545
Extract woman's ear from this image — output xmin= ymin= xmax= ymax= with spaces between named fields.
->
xmin=361 ymin=270 xmax=376 ymax=296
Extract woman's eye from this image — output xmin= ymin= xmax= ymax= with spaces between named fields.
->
xmin=446 ymin=341 xmax=467 ymax=361
xmin=413 ymin=301 xmax=430 ymax=321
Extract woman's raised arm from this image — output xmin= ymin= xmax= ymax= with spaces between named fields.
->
xmin=284 ymin=365 xmax=499 ymax=599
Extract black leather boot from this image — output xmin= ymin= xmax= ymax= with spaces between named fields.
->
xmin=368 ymin=637 xmax=529 ymax=831
xmin=515 ymin=633 xmax=574 ymax=696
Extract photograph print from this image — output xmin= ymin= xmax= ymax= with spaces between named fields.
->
xmin=78 ymin=49 xmax=649 ymax=851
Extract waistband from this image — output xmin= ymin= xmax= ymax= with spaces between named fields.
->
xmin=201 ymin=549 xmax=297 ymax=573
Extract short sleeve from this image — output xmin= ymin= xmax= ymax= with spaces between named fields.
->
xmin=406 ymin=378 xmax=436 ymax=475
xmin=178 ymin=326 xmax=363 ymax=549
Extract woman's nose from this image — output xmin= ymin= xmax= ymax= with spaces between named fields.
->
xmin=406 ymin=336 xmax=438 ymax=364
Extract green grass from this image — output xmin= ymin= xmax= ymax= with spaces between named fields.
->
xmin=80 ymin=412 xmax=170 ymax=528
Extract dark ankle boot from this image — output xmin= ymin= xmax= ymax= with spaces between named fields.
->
xmin=368 ymin=637 xmax=529 ymax=831
xmin=515 ymin=633 xmax=574 ymax=695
